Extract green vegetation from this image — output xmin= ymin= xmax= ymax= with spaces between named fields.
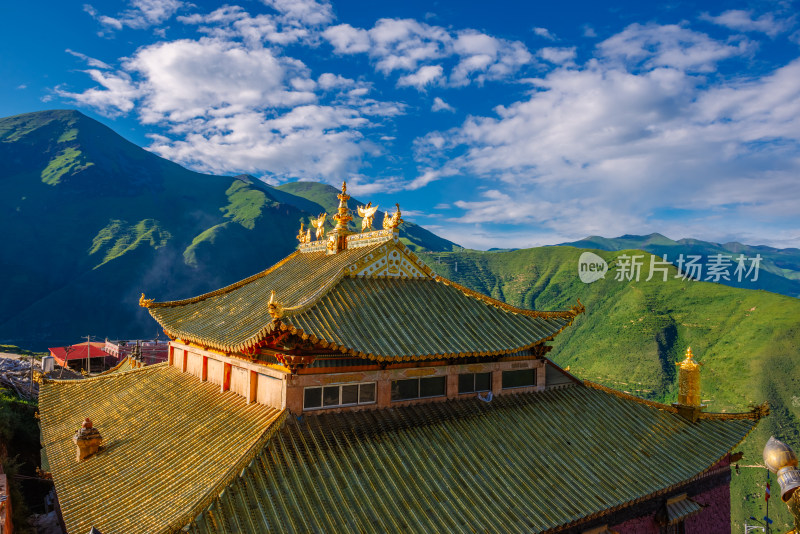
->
xmin=88 ymin=219 xmax=172 ymax=268
xmin=40 ymin=147 xmax=93 ymax=185
xmin=183 ymin=223 xmax=229 ymax=267
xmin=421 ymin=246 xmax=800 ymax=532
xmin=0 ymin=389 xmax=41 ymax=534
xmin=560 ymin=232 xmax=800 ymax=297
xmin=222 ymin=180 xmax=276 ymax=230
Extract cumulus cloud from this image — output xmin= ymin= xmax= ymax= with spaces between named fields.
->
xmin=701 ymin=9 xmax=793 ymax=38
xmin=397 ymin=65 xmax=443 ymax=89
xmin=598 ymin=23 xmax=753 ymax=72
xmin=416 ymin=22 xmax=800 ymax=245
xmin=85 ymin=0 xmax=185 ymax=31
xmin=324 ymin=18 xmax=532 ymax=88
xmin=532 ymin=27 xmax=556 ymax=40
xmin=58 ymin=28 xmax=403 ymax=182
xmin=431 ymin=96 xmax=454 ymax=112
xmin=538 ymin=47 xmax=576 ymax=65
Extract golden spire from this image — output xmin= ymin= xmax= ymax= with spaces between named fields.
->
xmin=297 ymin=222 xmax=307 ymax=244
xmin=332 ymin=181 xmax=353 ymax=231
xmin=676 ymin=347 xmax=701 ymax=407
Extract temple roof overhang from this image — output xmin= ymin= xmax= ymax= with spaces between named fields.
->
xmin=143 ymin=232 xmax=584 ymax=359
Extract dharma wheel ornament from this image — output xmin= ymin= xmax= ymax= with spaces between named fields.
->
xmin=763 ymin=437 xmax=800 ymax=502
xmin=763 ymin=436 xmax=800 ymax=530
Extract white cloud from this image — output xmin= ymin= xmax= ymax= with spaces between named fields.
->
xmin=538 ymin=47 xmax=576 ymax=65
xmin=532 ymin=27 xmax=556 ymax=40
xmin=323 ymin=18 xmax=532 ymax=89
xmin=262 ymin=0 xmax=334 ymax=26
xmin=416 ymin=23 xmax=800 ymax=245
xmin=324 ymin=23 xmax=371 ymax=53
xmin=59 ymin=26 xmax=405 ymax=184
xmin=86 ymin=0 xmax=185 ymax=31
xmin=598 ymin=23 xmax=752 ymax=72
xmin=56 ymin=69 xmax=139 ymax=116
xmin=431 ymin=96 xmax=454 ymax=112
xmin=701 ymin=9 xmax=793 ymax=38
xmin=397 ymin=65 xmax=443 ymax=89
xmin=66 ymin=49 xmax=112 ymax=69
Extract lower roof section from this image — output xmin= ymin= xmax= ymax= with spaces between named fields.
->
xmin=38 ymin=364 xmax=284 ymax=534
xmin=188 ymin=384 xmax=758 ymax=534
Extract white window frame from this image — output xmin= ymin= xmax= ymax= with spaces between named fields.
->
xmin=303 ymin=381 xmax=377 ymax=411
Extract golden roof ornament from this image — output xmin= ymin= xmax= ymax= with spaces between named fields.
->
xmin=297 ymin=222 xmax=307 ymax=244
xmin=268 ymin=290 xmax=284 ymax=320
xmin=357 ymin=202 xmax=379 ymax=232
xmin=763 ymin=437 xmax=800 ymax=504
xmin=311 ymin=213 xmax=327 ymax=241
xmin=383 ymin=203 xmax=403 ymax=230
xmin=332 ymin=181 xmax=353 ymax=230
xmin=139 ymin=293 xmax=154 ymax=308
xmin=676 ymin=347 xmax=702 ymax=408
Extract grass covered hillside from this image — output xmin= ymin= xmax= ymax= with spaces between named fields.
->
xmin=420 ymin=246 xmax=800 ymax=532
xmin=559 ymin=233 xmax=800 ymax=298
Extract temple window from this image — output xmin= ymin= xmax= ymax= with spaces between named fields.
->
xmin=391 ymin=376 xmax=446 ymax=401
xmin=304 ymin=382 xmax=377 ymax=410
xmin=458 ymin=372 xmax=492 ymax=394
xmin=502 ymin=369 xmax=537 ymax=389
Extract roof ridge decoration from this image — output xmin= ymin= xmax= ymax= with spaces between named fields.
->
xmin=584 ymin=380 xmax=769 ymax=421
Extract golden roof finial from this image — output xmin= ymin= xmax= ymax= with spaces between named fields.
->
xmin=139 ymin=293 xmax=154 ymax=308
xmin=357 ymin=202 xmax=379 ymax=232
xmin=382 ymin=203 xmax=404 ymax=229
xmin=297 ymin=222 xmax=307 ymax=244
xmin=333 ymin=180 xmax=353 ymax=231
xmin=676 ymin=346 xmax=702 ymax=407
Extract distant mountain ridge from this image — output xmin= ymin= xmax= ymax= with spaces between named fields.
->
xmin=558 ymin=232 xmax=800 ymax=298
xmin=0 ymin=110 xmax=455 ymax=349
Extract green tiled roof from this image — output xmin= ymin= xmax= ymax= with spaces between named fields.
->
xmin=285 ymin=277 xmax=573 ymax=360
xmin=145 ymin=237 xmax=581 ymax=358
xmin=187 ymin=384 xmax=759 ymax=534
xmin=38 ymin=364 xmax=285 ymax=534
xmin=146 ymin=243 xmax=388 ymax=352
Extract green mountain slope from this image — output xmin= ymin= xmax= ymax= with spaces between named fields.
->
xmin=275 ymin=181 xmax=457 ymax=252
xmin=559 ymin=233 xmax=800 ymax=298
xmin=0 ymin=111 xmax=316 ymax=348
xmin=420 ymin=246 xmax=800 ymax=532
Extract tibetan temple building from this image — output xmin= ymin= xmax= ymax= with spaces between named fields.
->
xmin=37 ymin=183 xmax=766 ymax=534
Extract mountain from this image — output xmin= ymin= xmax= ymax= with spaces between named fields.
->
xmin=558 ymin=233 xmax=800 ymax=298
xmin=419 ymin=246 xmax=800 ymax=532
xmin=0 ymin=110 xmax=452 ymax=349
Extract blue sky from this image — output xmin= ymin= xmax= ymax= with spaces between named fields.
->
xmin=2 ymin=0 xmax=800 ymax=249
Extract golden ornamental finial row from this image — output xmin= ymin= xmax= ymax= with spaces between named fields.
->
xmin=296 ymin=180 xmax=404 ymax=247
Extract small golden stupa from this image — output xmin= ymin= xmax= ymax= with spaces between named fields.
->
xmin=676 ymin=347 xmax=701 ymax=407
